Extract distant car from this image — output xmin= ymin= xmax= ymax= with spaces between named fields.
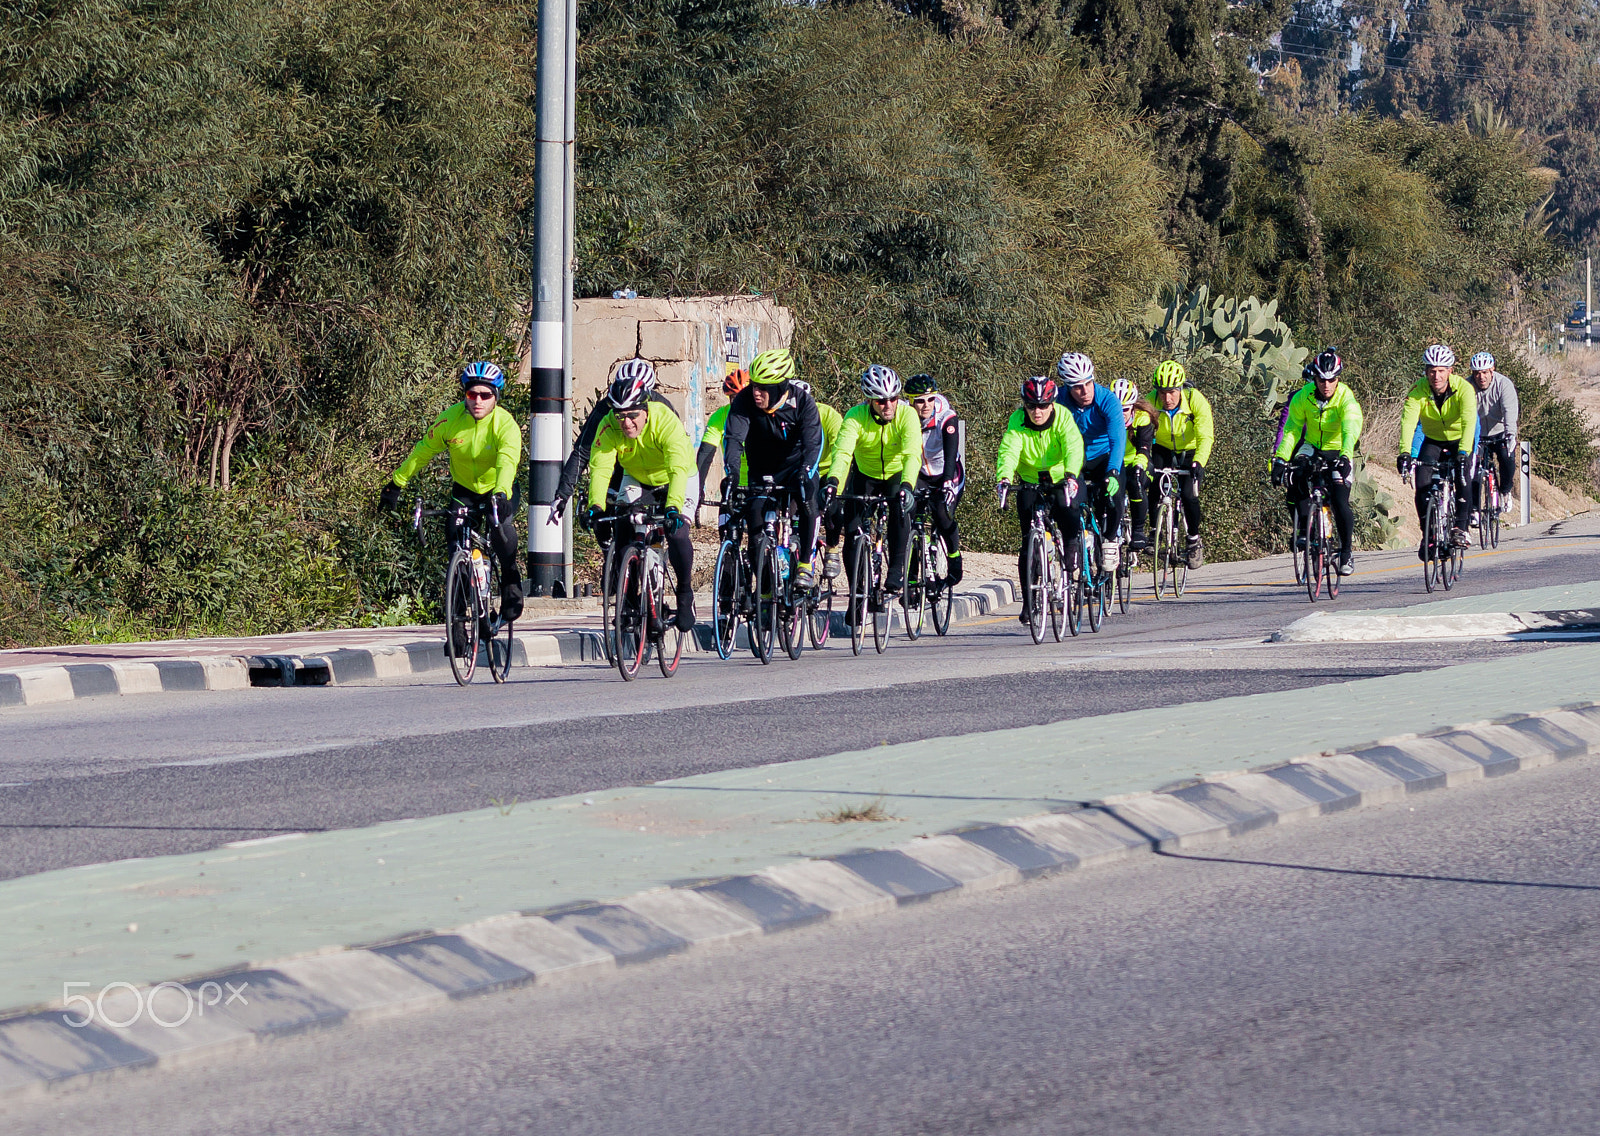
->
xmin=1567 ymin=301 xmax=1588 ymax=330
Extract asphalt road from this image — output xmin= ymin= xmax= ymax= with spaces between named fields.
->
xmin=1 ymin=519 xmax=1595 ymax=879
xmin=15 ymin=711 xmax=1600 ymax=1135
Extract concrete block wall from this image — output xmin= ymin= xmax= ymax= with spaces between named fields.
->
xmin=521 ymin=295 xmax=795 ymax=520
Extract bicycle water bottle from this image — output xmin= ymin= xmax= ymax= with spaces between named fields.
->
xmin=776 ymin=545 xmax=792 ymax=580
xmin=471 ymin=549 xmax=490 ymax=600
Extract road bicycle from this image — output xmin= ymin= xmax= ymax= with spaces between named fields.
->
xmin=413 ymin=498 xmax=516 ymax=686
xmin=905 ymin=487 xmax=956 ymax=639
xmin=1149 ymin=467 xmax=1192 ymax=600
xmin=1000 ymin=478 xmax=1066 ymax=645
xmin=749 ymin=477 xmax=807 ymax=663
xmin=1474 ymin=441 xmax=1503 ymax=550
xmin=840 ymin=492 xmax=895 ymax=655
xmin=1291 ymin=455 xmax=1341 ymax=602
xmin=603 ymin=502 xmax=685 ymax=680
xmin=1405 ymin=454 xmax=1466 ymax=593
xmin=710 ymin=489 xmax=749 ymax=661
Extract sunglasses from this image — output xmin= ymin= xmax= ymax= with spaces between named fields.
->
xmin=910 ymin=396 xmax=936 ymax=405
xmin=869 ymin=396 xmax=898 ymax=406
xmin=616 ymin=409 xmax=647 ymax=422
xmin=464 ymin=389 xmax=497 ymax=401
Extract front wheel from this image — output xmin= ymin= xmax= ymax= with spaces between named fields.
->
xmin=612 ymin=544 xmax=647 ymax=681
xmin=870 ymin=535 xmax=890 ymax=654
xmin=751 ymin=535 xmax=777 ymax=664
xmin=1304 ymin=505 xmax=1323 ymax=602
xmin=1024 ymin=528 xmax=1047 ymax=644
xmin=903 ymin=534 xmax=927 ymax=641
xmin=1422 ymin=492 xmax=1441 ymax=593
xmin=1152 ymin=503 xmax=1172 ymax=600
xmin=848 ymin=535 xmax=869 ymax=656
xmin=809 ymin=574 xmax=834 ymax=649
xmin=711 ymin=538 xmax=741 ymax=660
xmin=444 ymin=549 xmax=480 ymax=686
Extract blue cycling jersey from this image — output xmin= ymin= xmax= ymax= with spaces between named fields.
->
xmin=1056 ymin=382 xmax=1127 ymax=473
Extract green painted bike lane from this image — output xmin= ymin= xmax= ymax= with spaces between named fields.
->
xmin=6 ymin=642 xmax=1600 ymax=1013
xmin=1366 ymin=579 xmax=1600 ymax=617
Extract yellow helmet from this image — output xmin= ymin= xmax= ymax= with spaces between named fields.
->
xmin=749 ymin=348 xmax=796 ymax=385
xmin=1151 ymin=360 xmax=1187 ymax=389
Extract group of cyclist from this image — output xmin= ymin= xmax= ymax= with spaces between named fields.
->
xmin=377 ymin=335 xmax=1522 ymax=645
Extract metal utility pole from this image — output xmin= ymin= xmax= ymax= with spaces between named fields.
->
xmin=1588 ymin=256 xmax=1593 ymax=346
xmin=1520 ymin=441 xmax=1532 ymax=528
xmin=527 ymin=0 xmax=576 ymax=597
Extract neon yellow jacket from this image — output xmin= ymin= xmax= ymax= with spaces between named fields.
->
xmin=996 ymin=407 xmax=1085 ymax=485
xmin=1274 ymin=382 xmax=1364 ymax=461
xmin=392 ymin=402 xmax=520 ymax=496
xmin=817 ymin=402 xmax=843 ymax=473
xmin=1399 ymin=373 xmax=1478 ymax=451
xmin=1152 ymin=387 xmax=1215 ymax=466
xmin=588 ymin=402 xmax=694 ymax=510
xmin=1124 ymin=407 xmax=1152 ymax=471
xmin=701 ymin=404 xmax=749 ymax=485
xmin=827 ymin=402 xmax=920 ymax=486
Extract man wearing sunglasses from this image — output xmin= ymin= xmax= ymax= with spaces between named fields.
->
xmin=583 ymin=359 xmax=698 ymax=631
xmin=381 ymin=361 xmax=524 ymax=623
xmin=823 ymin=364 xmax=921 ymax=608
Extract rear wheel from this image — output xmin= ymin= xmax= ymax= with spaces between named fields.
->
xmin=1086 ymin=533 xmax=1104 ymax=633
xmin=848 ymin=535 xmax=869 ymax=656
xmin=1487 ymin=472 xmax=1501 ymax=549
xmin=484 ymin=551 xmax=515 ymax=682
xmin=444 ymin=549 xmax=479 ymax=687
xmin=656 ymin=556 xmax=684 ymax=678
xmin=612 ymin=545 xmax=646 ymax=681
xmin=711 ymin=538 xmax=741 ymax=660
xmin=809 ymin=574 xmax=834 ymax=648
xmin=1116 ymin=559 xmax=1130 ymax=614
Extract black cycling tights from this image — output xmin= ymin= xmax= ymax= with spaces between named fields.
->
xmin=842 ymin=470 xmax=910 ymax=588
xmin=1151 ymin=445 xmax=1202 ymax=537
xmin=1284 ymin=458 xmax=1355 ymax=557
xmin=616 ymin=485 xmax=694 ymax=592
xmin=449 ymin=485 xmax=521 ymax=586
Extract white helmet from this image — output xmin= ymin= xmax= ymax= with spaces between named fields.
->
xmin=860 ymin=365 xmax=902 ymax=400
xmin=1110 ymin=377 xmax=1139 ymax=407
xmin=1469 ymin=351 xmax=1495 ymax=373
xmin=608 ymin=358 xmax=657 ymax=409
xmin=1422 ymin=344 xmax=1456 ymax=369
xmin=1055 ymin=352 xmax=1095 ymax=387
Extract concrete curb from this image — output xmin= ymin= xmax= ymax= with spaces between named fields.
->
xmin=0 ymin=580 xmax=1020 ymax=710
xmin=4 ymin=698 xmax=1596 ymax=1097
xmin=1273 ymin=607 xmax=1600 ymax=644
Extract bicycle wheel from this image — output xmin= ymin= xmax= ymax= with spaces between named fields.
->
xmin=751 ymin=535 xmax=777 ymax=664
xmin=1116 ymin=558 xmax=1131 ymax=614
xmin=1047 ymin=533 xmax=1066 ymax=642
xmin=1422 ymin=492 xmax=1440 ymax=593
xmin=1152 ymin=502 xmax=1171 ymax=600
xmin=1086 ymin=533 xmax=1104 ymax=633
xmin=870 ymin=534 xmax=889 ymax=655
xmin=656 ymin=557 xmax=684 ymax=678
xmin=1487 ymin=470 xmax=1501 ymax=549
xmin=1323 ymin=507 xmax=1341 ymax=600
xmin=809 ymin=575 xmax=834 ymax=648
xmin=444 ymin=549 xmax=479 ymax=686
xmin=903 ymin=533 xmax=927 ymax=641
xmin=848 ymin=534 xmax=869 ymax=656
xmin=931 ymin=537 xmax=954 ymax=636
xmin=484 ymin=551 xmax=515 ymax=683
xmin=1305 ymin=504 xmax=1323 ymax=602
xmin=1172 ymin=509 xmax=1189 ymax=598
xmin=1025 ymin=528 xmax=1047 ymax=645
xmin=599 ymin=539 xmax=617 ymax=666
xmin=1066 ymin=558 xmax=1083 ymax=638
xmin=612 ymin=545 xmax=646 ymax=681
xmin=1292 ymin=506 xmax=1308 ymax=585
xmin=711 ymin=538 xmax=741 ymax=660
xmin=781 ymin=567 xmax=805 ymax=662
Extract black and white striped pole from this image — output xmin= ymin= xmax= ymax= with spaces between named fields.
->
xmin=528 ymin=0 xmax=575 ymax=597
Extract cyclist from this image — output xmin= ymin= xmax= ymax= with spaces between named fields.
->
xmin=550 ymin=364 xmax=680 ymax=521
xmin=1149 ymin=360 xmax=1214 ymax=569
xmin=697 ymin=368 xmax=749 ymax=521
xmin=1111 ymin=378 xmax=1155 ymax=550
xmin=720 ymin=348 xmax=825 ymax=587
xmin=1397 ymin=344 xmax=1478 ymax=552
xmin=997 ymin=375 xmax=1085 ymax=621
xmin=381 ymin=362 xmax=524 ymax=624
xmin=582 ymin=359 xmax=698 ymax=630
xmin=1054 ymin=353 xmax=1127 ymax=571
xmin=823 ymin=364 xmax=920 ymax=610
xmin=1270 ymin=350 xmax=1363 ymax=576
xmin=1468 ymin=351 xmax=1519 ymax=524
xmin=795 ymin=379 xmax=846 ymax=580
xmin=906 ymin=373 xmax=965 ymax=586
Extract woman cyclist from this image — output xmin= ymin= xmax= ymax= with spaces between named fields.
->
xmin=905 ymin=373 xmax=965 ymax=586
xmin=995 ymin=375 xmax=1085 ymax=623
xmin=1111 ymin=378 xmax=1155 ymax=550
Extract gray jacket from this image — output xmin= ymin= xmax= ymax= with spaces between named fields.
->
xmin=1476 ymin=371 xmax=1519 ymax=442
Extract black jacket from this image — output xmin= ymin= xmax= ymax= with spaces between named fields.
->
xmin=722 ymin=385 xmax=824 ymax=484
